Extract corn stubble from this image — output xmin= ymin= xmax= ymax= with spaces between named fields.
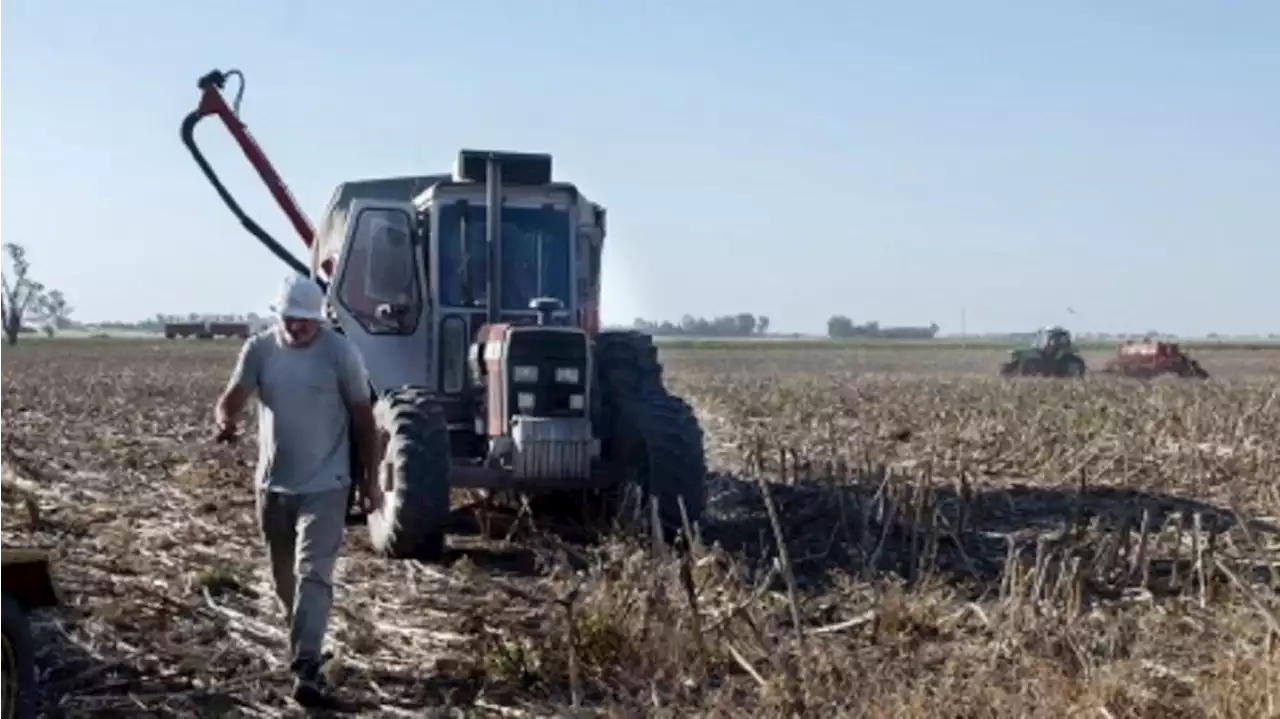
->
xmin=2 ymin=341 xmax=1278 ymax=717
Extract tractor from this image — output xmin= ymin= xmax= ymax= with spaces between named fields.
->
xmin=3 ymin=549 xmax=60 ymax=719
xmin=1101 ymin=339 xmax=1209 ymax=379
xmin=180 ymin=69 xmax=706 ymax=559
xmin=999 ymin=326 xmax=1088 ymax=378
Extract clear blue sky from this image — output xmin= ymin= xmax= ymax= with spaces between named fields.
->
xmin=3 ymin=1 xmax=1277 ymax=335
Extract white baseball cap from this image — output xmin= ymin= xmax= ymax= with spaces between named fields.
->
xmin=270 ymin=274 xmax=326 ymax=320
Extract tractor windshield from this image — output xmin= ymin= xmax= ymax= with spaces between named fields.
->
xmin=437 ymin=204 xmax=572 ymax=311
xmin=1033 ymin=330 xmax=1064 ymax=349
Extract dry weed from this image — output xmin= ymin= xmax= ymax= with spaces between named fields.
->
xmin=2 ymin=340 xmax=1278 ymax=717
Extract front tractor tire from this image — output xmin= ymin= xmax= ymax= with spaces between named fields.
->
xmin=366 ymin=387 xmax=452 ymax=561
xmin=595 ymin=331 xmax=707 ymax=540
xmin=1000 ymin=357 xmax=1042 ymax=377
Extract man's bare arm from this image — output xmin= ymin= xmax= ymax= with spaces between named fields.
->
xmin=349 ymin=401 xmax=380 ymax=486
xmin=337 ymin=339 xmax=382 ymax=504
xmin=216 ymin=336 xmax=263 ymax=438
xmin=216 ymin=385 xmax=253 ymax=432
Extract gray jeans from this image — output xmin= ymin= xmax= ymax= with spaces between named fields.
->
xmin=256 ymin=487 xmax=348 ymax=674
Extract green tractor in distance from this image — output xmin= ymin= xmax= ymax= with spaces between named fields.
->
xmin=1000 ymin=326 xmax=1088 ymax=378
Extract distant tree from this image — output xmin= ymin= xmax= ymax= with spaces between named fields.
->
xmin=38 ymin=289 xmax=74 ymax=331
xmin=1 ymin=243 xmax=49 ymax=346
xmin=632 ymin=312 xmax=772 ymax=337
xmin=827 ymin=315 xmax=855 ymax=339
xmin=756 ymin=315 xmax=770 ymax=335
xmin=679 ymin=314 xmax=699 ymax=334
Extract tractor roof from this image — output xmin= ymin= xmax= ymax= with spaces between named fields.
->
xmin=312 ymin=173 xmax=606 ymax=268
xmin=314 ymin=175 xmax=450 ymax=263
xmin=317 ymin=175 xmax=450 ymax=233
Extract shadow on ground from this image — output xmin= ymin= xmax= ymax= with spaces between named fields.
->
xmin=413 ymin=468 xmax=1278 ymax=605
xmin=699 ymin=470 xmax=1278 ymax=601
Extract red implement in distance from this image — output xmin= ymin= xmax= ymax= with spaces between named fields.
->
xmin=1103 ymin=340 xmax=1209 ymax=379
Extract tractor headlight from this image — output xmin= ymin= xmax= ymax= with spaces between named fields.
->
xmin=569 ymin=393 xmax=585 ymax=410
xmin=554 ymin=367 xmax=580 ymax=384
xmin=517 ymin=392 xmax=536 ymax=411
xmin=513 ymin=365 xmax=538 ymax=383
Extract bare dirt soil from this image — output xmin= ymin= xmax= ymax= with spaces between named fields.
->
xmin=3 ymin=340 xmax=1278 ymax=717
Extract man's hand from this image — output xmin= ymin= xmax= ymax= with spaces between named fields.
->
xmin=215 ymin=418 xmax=238 ymax=444
xmin=215 ymin=385 xmax=252 ymax=444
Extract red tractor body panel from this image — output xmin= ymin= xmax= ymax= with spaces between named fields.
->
xmin=474 ymin=323 xmax=514 ymax=437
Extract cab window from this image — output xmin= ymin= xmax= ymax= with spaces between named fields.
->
xmin=337 ymin=207 xmax=421 ymax=334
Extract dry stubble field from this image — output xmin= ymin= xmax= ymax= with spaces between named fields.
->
xmin=2 ymin=340 xmax=1279 ymax=717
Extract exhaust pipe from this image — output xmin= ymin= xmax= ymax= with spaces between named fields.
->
xmin=485 ymin=156 xmax=502 ymax=325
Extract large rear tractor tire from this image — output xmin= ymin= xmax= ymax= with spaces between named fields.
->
xmin=615 ymin=391 xmax=708 ymax=540
xmin=1060 ymin=355 xmax=1087 ymax=378
xmin=366 ymin=387 xmax=452 ymax=561
xmin=595 ymin=331 xmax=707 ymax=542
xmin=594 ymin=331 xmax=664 ymax=400
xmin=2 ymin=592 xmax=39 ymax=719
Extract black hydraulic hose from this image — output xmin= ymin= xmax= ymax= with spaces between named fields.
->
xmin=179 ymin=110 xmax=324 ymax=289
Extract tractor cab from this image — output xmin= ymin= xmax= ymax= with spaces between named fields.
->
xmin=1001 ymin=325 xmax=1087 ymax=378
xmin=1033 ymin=326 xmax=1073 ymax=354
xmin=310 ymin=151 xmax=606 ymax=399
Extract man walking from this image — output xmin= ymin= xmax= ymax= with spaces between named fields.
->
xmin=214 ymin=274 xmax=382 ymax=708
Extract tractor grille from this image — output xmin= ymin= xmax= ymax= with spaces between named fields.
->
xmin=506 ymin=330 xmax=589 ymax=418
xmin=509 ymin=416 xmax=595 ymax=480
xmin=506 ymin=330 xmax=589 ymax=363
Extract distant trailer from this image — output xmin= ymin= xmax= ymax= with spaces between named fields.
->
xmin=164 ymin=322 xmax=251 ymax=339
xmin=207 ymin=322 xmax=251 ymax=339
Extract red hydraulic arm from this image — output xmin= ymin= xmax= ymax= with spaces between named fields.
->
xmin=180 ymin=69 xmax=330 ymax=281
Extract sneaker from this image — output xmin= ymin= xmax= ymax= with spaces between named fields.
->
xmin=290 ymin=659 xmax=340 ymax=710
xmin=292 ymin=674 xmax=342 ymax=710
